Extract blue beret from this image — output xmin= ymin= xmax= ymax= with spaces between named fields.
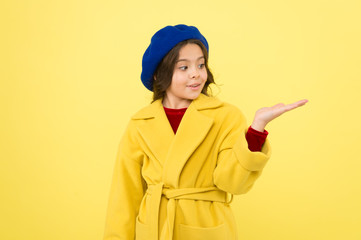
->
xmin=141 ymin=24 xmax=209 ymax=91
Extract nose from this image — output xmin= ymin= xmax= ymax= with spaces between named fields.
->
xmin=189 ymin=66 xmax=200 ymax=79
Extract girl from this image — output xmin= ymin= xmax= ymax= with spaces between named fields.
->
xmin=103 ymin=24 xmax=307 ymax=240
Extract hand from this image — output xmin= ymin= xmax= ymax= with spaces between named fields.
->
xmin=251 ymin=99 xmax=308 ymax=132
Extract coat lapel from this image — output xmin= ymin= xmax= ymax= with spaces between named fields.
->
xmin=162 ymin=94 xmax=223 ymax=187
xmin=133 ymin=94 xmax=223 ymax=187
xmin=133 ymin=99 xmax=174 ymax=165
xmin=162 ymin=102 xmax=214 ymax=187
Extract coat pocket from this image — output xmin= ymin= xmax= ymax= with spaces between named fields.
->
xmin=178 ymin=223 xmax=228 ymax=240
xmin=135 ymin=216 xmax=149 ymax=240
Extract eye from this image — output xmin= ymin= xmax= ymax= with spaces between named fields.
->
xmin=179 ymin=66 xmax=188 ymax=70
xmin=198 ymin=63 xmax=205 ymax=69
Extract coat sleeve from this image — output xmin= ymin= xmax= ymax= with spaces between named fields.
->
xmin=213 ymin=107 xmax=271 ymax=195
xmin=103 ymin=120 xmax=147 ymax=240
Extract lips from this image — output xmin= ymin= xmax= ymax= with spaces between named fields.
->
xmin=187 ymin=83 xmax=201 ymax=88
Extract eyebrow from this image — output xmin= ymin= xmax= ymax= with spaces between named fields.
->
xmin=176 ymin=56 xmax=205 ymax=63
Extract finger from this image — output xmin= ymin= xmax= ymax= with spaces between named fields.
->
xmin=293 ymin=99 xmax=308 ymax=106
xmin=268 ymin=103 xmax=291 ymax=118
xmin=271 ymin=103 xmax=285 ymax=109
xmin=284 ymin=99 xmax=308 ymax=111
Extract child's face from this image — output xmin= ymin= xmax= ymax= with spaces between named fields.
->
xmin=164 ymin=43 xmax=207 ymax=108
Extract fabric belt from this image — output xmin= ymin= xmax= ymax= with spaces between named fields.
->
xmin=146 ymin=183 xmax=233 ymax=240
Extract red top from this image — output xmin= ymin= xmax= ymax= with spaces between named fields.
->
xmin=163 ymin=106 xmax=268 ymax=152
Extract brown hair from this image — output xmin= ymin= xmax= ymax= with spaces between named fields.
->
xmin=152 ymin=39 xmax=215 ymax=102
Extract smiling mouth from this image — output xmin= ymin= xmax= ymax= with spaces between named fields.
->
xmin=187 ymin=83 xmax=201 ymax=87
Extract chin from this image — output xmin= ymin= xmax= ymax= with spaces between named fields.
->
xmin=187 ymin=92 xmax=202 ymax=100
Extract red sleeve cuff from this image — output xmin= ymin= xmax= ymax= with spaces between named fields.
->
xmin=248 ymin=126 xmax=268 ymax=136
xmin=246 ymin=126 xmax=268 ymax=152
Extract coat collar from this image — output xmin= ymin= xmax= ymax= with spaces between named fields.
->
xmin=131 ymin=93 xmax=223 ymax=120
xmin=132 ymin=94 xmax=223 ymax=187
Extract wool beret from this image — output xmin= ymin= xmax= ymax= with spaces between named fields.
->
xmin=141 ymin=24 xmax=209 ymax=91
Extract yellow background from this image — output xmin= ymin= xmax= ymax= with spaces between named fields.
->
xmin=1 ymin=0 xmax=360 ymax=239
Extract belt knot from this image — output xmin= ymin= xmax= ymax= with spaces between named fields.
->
xmin=146 ymin=183 xmax=232 ymax=239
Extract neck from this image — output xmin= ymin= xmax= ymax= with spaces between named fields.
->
xmin=162 ymin=95 xmax=191 ymax=109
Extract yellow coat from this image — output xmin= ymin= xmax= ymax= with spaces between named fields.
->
xmin=103 ymin=94 xmax=271 ymax=240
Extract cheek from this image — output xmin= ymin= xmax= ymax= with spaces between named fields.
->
xmin=201 ymin=70 xmax=208 ymax=81
xmin=170 ymin=75 xmax=185 ymax=89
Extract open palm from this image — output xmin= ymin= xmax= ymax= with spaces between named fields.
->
xmin=251 ymin=99 xmax=308 ymax=132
